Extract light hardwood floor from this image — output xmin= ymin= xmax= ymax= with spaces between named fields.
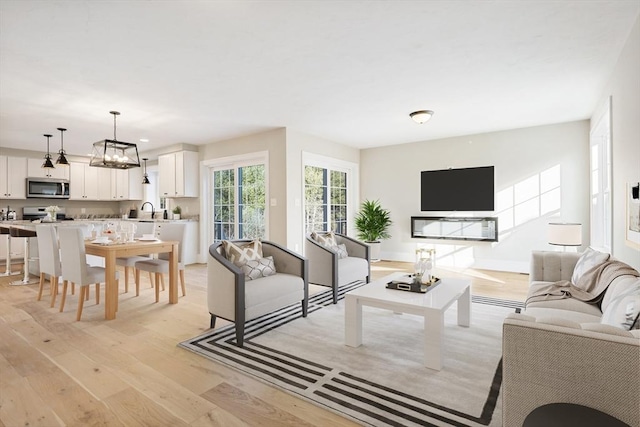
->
xmin=0 ymin=261 xmax=528 ymax=426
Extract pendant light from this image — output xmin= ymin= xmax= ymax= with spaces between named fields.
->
xmin=56 ymin=127 xmax=70 ymax=165
xmin=90 ymin=111 xmax=141 ymax=169
xmin=142 ymin=158 xmax=150 ymax=184
xmin=42 ymin=134 xmax=55 ymax=169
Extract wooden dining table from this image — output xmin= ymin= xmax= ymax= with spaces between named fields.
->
xmin=84 ymin=239 xmax=179 ymax=320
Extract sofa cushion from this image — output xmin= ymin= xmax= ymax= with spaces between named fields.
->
xmin=522 ymin=307 xmax=602 ymax=324
xmin=244 ymin=273 xmax=305 ymax=319
xmin=337 ymin=256 xmax=369 ymax=286
xmin=242 ymin=256 xmax=277 ymax=280
xmin=571 ymin=247 xmax=610 ymax=285
xmin=526 ymin=283 xmax=603 ymax=316
xmin=223 ymin=240 xmax=263 ymax=267
xmin=600 ymin=277 xmax=640 ymax=330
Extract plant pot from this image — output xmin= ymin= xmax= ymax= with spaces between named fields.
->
xmin=367 ymin=241 xmax=381 ymax=262
xmin=173 ymin=214 xmax=181 ymax=220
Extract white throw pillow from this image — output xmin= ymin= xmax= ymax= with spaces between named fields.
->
xmin=333 ymin=243 xmax=348 ymax=259
xmin=571 ymin=247 xmax=610 ymax=285
xmin=601 ymin=278 xmax=640 ymax=330
xmin=311 ymin=231 xmax=337 ymax=248
xmin=242 ymin=256 xmax=277 ymax=280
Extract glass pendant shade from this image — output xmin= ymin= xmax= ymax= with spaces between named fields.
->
xmin=89 ymin=111 xmax=141 ymax=169
xmin=55 ymin=128 xmax=70 ymax=165
xmin=42 ymin=134 xmax=55 ymax=169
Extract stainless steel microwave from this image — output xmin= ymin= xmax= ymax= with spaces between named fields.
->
xmin=26 ymin=178 xmax=70 ymax=199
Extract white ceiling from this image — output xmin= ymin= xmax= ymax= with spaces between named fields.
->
xmin=1 ymin=1 xmax=638 ymax=157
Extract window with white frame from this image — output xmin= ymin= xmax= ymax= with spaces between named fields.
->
xmin=206 ymin=153 xmax=268 ymax=242
xmin=303 ymin=154 xmax=356 ymax=235
xmin=590 ymin=97 xmax=612 ymax=252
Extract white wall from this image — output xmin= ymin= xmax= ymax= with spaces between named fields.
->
xmin=360 ymin=120 xmax=590 ymax=273
xmin=593 ymin=15 xmax=640 ymax=270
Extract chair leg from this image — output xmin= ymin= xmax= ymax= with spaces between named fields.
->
xmin=59 ymin=280 xmax=69 ymax=312
xmin=95 ymin=283 xmax=100 ymax=305
xmin=179 ymin=269 xmax=186 ymax=296
xmin=115 ymin=280 xmax=119 ymax=312
xmin=71 ymin=282 xmax=75 ymax=295
xmin=159 ymin=274 xmax=165 ymax=291
xmin=85 ymin=286 xmax=90 ymax=301
xmin=37 ymin=273 xmax=46 ymax=301
xmin=50 ymin=276 xmax=59 ymax=308
xmin=135 ymin=268 xmax=140 ymax=296
xmin=210 ymin=314 xmax=217 ymax=329
xmin=332 ymin=284 xmax=338 ymax=304
xmin=155 ymin=273 xmax=161 ymax=302
xmin=302 ymin=299 xmax=308 ymax=317
xmin=149 ymin=272 xmax=154 ymax=288
xmin=76 ymin=286 xmax=86 ymax=321
xmin=235 ymin=322 xmax=244 ymax=347
xmin=124 ymin=266 xmax=130 ymax=293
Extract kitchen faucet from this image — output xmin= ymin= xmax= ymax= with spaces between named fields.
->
xmin=140 ymin=202 xmax=155 ymax=219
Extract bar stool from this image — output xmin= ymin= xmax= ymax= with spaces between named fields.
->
xmin=9 ymin=226 xmax=39 ymax=285
xmin=1 ymin=225 xmax=19 ymax=276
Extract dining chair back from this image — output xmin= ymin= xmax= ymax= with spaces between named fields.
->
xmin=116 ymin=221 xmax=156 ymax=294
xmin=35 ymin=224 xmax=63 ymax=306
xmin=58 ymin=227 xmax=118 ymax=320
xmin=134 ymin=223 xmax=186 ymax=302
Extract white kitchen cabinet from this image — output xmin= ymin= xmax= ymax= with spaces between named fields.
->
xmin=158 ymin=151 xmax=199 ymax=197
xmin=27 ymin=158 xmax=69 ymax=179
xmin=70 ymin=162 xmax=99 ymax=200
xmin=0 ymin=155 xmax=27 ymax=199
xmin=96 ymin=168 xmax=112 ymax=201
xmin=110 ymin=167 xmax=143 ymax=200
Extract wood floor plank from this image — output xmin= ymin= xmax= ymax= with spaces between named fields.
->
xmin=190 ymin=406 xmax=250 ymax=427
xmin=0 ymin=373 xmax=62 ymax=427
xmin=52 ymin=350 xmax=131 ymax=400
xmin=116 ymin=360 xmax=218 ymax=424
xmin=201 ymin=382 xmax=317 ymax=427
xmin=102 ymin=387 xmax=189 ymax=427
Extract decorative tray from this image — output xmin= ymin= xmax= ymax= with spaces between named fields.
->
xmin=386 ymin=275 xmax=441 ymax=293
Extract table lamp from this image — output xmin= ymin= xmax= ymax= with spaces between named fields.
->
xmin=548 ymin=223 xmax=582 ymax=251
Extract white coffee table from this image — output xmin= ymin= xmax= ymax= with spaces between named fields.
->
xmin=344 ymin=272 xmax=471 ymax=370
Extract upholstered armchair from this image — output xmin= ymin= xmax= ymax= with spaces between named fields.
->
xmin=208 ymin=240 xmax=308 ymax=347
xmin=305 ymin=232 xmax=370 ymax=304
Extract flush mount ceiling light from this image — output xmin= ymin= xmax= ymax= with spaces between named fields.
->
xmin=42 ymin=134 xmax=55 ymax=169
xmin=142 ymin=157 xmax=150 ymax=184
xmin=55 ymin=127 xmax=70 ymax=165
xmin=90 ymin=111 xmax=141 ymax=169
xmin=410 ymin=110 xmax=434 ymax=124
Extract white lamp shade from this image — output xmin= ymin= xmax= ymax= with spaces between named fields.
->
xmin=410 ymin=110 xmax=434 ymax=124
xmin=548 ymin=223 xmax=582 ymax=246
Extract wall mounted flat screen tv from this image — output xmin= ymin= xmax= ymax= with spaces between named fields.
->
xmin=421 ymin=166 xmax=495 ymax=211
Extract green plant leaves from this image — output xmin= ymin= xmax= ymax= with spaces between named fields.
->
xmin=354 ymin=199 xmax=392 ymax=242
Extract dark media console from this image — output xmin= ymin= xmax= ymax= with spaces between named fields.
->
xmin=411 ymin=216 xmax=498 ymax=242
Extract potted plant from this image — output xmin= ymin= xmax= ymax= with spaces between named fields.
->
xmin=354 ymin=199 xmax=392 ymax=262
xmin=172 ymin=205 xmax=182 ymax=220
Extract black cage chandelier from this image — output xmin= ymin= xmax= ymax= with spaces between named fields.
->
xmin=90 ymin=111 xmax=141 ymax=169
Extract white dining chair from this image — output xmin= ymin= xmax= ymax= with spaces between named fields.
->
xmin=134 ymin=223 xmax=186 ymax=302
xmin=116 ymin=221 xmax=155 ymax=294
xmin=58 ymin=227 xmax=120 ymax=320
xmin=35 ymin=225 xmax=68 ymax=307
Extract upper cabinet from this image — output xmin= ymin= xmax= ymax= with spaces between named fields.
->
xmin=110 ymin=167 xmax=143 ymax=201
xmin=70 ymin=162 xmax=100 ymax=200
xmin=27 ymin=158 xmax=70 ymax=180
xmin=158 ymin=151 xmax=199 ymax=198
xmin=0 ymin=156 xmax=27 ymax=199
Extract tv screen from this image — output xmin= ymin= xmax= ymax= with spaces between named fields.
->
xmin=421 ymin=166 xmax=495 ymax=211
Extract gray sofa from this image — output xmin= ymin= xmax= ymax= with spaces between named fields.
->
xmin=502 ymin=250 xmax=640 ymax=427
xmin=305 ymin=233 xmax=370 ymax=304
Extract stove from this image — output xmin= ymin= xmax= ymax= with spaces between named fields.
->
xmin=23 ymin=207 xmax=67 ymax=221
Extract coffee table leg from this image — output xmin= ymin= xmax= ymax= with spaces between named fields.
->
xmin=458 ymin=286 xmax=471 ymax=327
xmin=424 ymin=310 xmax=444 ymax=370
xmin=345 ymin=295 xmax=362 ymax=347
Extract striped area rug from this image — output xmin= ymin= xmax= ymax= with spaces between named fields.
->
xmin=179 ymin=281 xmax=523 ymax=426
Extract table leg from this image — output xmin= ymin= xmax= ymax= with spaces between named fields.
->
xmin=458 ymin=286 xmax=471 ymax=327
xmin=3 ymin=234 xmax=14 ymax=276
xmin=104 ymin=252 xmax=117 ymax=320
xmin=345 ymin=295 xmax=362 ymax=347
xmin=168 ymin=242 xmax=178 ymax=304
xmin=424 ymin=309 xmax=444 ymax=370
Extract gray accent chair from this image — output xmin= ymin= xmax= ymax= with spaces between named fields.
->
xmin=305 ymin=233 xmax=370 ymax=304
xmin=208 ymin=240 xmax=308 ymax=347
